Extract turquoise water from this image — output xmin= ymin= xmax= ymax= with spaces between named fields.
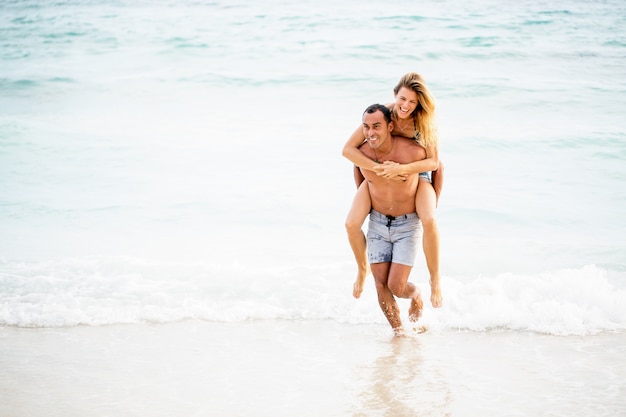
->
xmin=1 ymin=0 xmax=625 ymax=332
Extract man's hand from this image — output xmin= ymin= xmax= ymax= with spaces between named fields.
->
xmin=373 ymin=161 xmax=407 ymax=181
xmin=431 ymin=161 xmax=444 ymax=206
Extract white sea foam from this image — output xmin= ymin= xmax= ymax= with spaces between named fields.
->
xmin=421 ymin=265 xmax=626 ymax=335
xmin=1 ymin=257 xmax=624 ymax=335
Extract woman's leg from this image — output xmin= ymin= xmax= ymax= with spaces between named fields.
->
xmin=345 ymin=181 xmax=372 ymax=298
xmin=415 ymin=178 xmax=443 ymax=308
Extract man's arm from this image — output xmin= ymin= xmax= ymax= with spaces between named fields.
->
xmin=352 ymin=165 xmax=365 ymax=189
xmin=431 ymin=160 xmax=444 ymax=204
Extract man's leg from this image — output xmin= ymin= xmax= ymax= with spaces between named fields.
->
xmin=370 ymin=262 xmax=404 ymax=335
xmin=387 ymin=263 xmax=424 ymax=322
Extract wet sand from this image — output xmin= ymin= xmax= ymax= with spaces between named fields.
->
xmin=1 ymin=320 xmax=624 ymax=417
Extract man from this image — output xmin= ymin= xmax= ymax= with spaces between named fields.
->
xmin=357 ymin=103 xmax=426 ymax=336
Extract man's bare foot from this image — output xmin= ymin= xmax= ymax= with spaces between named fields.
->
xmin=393 ymin=326 xmax=407 ymax=337
xmin=352 ymin=266 xmax=370 ymax=299
xmin=430 ymin=279 xmax=443 ymax=308
xmin=408 ymin=292 xmax=423 ymax=322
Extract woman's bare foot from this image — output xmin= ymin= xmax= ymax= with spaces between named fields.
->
xmin=430 ymin=278 xmax=443 ymax=308
xmin=353 ymin=280 xmax=364 ymax=298
xmin=408 ymin=292 xmax=424 ymax=322
xmin=352 ymin=266 xmax=370 ymax=298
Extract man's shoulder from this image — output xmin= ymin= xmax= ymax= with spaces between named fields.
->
xmin=393 ymin=135 xmax=426 ymax=160
xmin=393 ymin=135 xmax=424 ymax=151
xmin=393 ymin=135 xmax=418 ymax=144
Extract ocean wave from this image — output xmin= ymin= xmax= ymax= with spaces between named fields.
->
xmin=424 ymin=265 xmax=626 ymax=335
xmin=0 ymin=78 xmax=39 ymax=90
xmin=1 ymin=257 xmax=624 ymax=335
xmin=0 ymin=76 xmax=77 ymax=95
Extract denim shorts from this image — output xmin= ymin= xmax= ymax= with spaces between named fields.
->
xmin=419 ymin=171 xmax=432 ymax=183
xmin=367 ymin=209 xmax=422 ymax=266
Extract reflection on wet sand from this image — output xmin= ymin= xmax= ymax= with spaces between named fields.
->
xmin=353 ymin=334 xmax=452 ymax=417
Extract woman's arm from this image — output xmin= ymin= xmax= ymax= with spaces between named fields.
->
xmin=374 ymin=145 xmax=440 ymax=178
xmin=341 ymin=125 xmax=379 ymax=172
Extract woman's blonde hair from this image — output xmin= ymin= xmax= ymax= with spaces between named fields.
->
xmin=393 ymin=72 xmax=438 ymax=150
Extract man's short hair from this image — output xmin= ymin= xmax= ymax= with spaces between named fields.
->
xmin=364 ymin=104 xmax=392 ymax=124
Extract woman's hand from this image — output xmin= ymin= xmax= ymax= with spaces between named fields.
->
xmin=373 ymin=161 xmax=407 ymax=181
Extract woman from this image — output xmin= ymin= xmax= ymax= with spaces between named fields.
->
xmin=343 ymin=72 xmax=443 ymax=309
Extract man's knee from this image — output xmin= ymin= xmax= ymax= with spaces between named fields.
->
xmin=374 ymin=277 xmax=392 ymax=295
xmin=388 ymin=281 xmax=405 ymax=297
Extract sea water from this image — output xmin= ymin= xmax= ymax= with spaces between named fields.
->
xmin=1 ymin=0 xmax=626 ymax=335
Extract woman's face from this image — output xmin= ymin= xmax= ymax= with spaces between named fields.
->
xmin=394 ymin=87 xmax=419 ymax=119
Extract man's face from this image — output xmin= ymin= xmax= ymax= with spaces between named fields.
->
xmin=362 ymin=110 xmax=392 ymax=150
